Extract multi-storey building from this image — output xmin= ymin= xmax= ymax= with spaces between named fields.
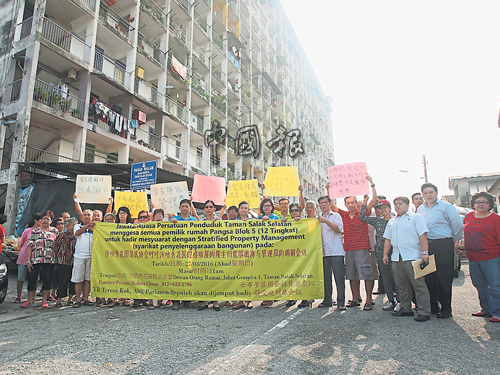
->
xmin=0 ymin=0 xmax=334 ymax=234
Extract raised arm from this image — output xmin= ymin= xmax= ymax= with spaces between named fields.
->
xmin=365 ymin=174 xmax=379 ymax=211
xmin=326 ymin=183 xmax=339 ymax=213
xmin=105 ymin=197 xmax=113 ymax=215
xmin=73 ymin=193 xmax=84 ymax=221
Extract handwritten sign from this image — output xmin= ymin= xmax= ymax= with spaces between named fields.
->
xmin=263 ymin=167 xmax=300 ymax=197
xmin=114 ymin=191 xmax=148 ymax=218
xmin=226 ymin=179 xmax=260 ymax=208
xmin=150 ymin=181 xmax=189 ymax=213
xmin=328 ymin=162 xmax=368 ymax=199
xmin=191 ymin=175 xmax=226 ymax=206
xmin=75 ymin=175 xmax=111 ymax=204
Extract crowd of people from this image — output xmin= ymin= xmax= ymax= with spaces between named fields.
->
xmin=10 ymin=175 xmax=500 ymax=323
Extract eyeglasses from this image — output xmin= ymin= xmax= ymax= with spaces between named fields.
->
xmin=263 ymin=204 xmax=273 ymax=208
xmin=290 ymin=209 xmax=300 ymax=213
xmin=56 ymin=222 xmax=64 ymax=226
xmin=474 ymin=201 xmax=489 ymax=205
xmin=138 ymin=216 xmax=149 ymax=219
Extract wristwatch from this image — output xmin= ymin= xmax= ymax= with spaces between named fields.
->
xmin=371 ymin=184 xmax=375 ymax=187
xmin=422 ymin=251 xmax=428 ymax=255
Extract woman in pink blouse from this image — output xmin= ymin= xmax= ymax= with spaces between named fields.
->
xmin=15 ymin=213 xmax=42 ymax=303
xmin=21 ymin=210 xmax=59 ymax=309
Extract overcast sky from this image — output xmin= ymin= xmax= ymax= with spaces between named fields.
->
xmin=281 ymin=1 xmax=500 ymax=203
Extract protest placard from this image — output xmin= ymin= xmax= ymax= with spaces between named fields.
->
xmin=263 ymin=166 xmax=300 ymax=197
xmin=150 ymin=181 xmax=189 ymax=213
xmin=92 ymin=219 xmax=323 ymax=300
xmin=191 ymin=174 xmax=226 ymax=206
xmin=327 ymin=162 xmax=368 ymax=199
xmin=225 ymin=179 xmax=260 ymax=208
xmin=75 ymin=175 xmax=112 ymax=204
xmin=114 ymin=191 xmax=148 ymax=218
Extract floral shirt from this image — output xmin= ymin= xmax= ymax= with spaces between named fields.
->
xmin=54 ymin=231 xmax=76 ymax=266
xmin=359 ymin=205 xmax=391 ymax=261
xmin=27 ymin=227 xmax=59 ymax=265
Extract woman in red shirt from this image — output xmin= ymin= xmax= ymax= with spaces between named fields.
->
xmin=463 ymin=192 xmax=500 ymax=323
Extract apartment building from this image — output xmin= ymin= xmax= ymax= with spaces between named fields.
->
xmin=0 ymin=0 xmax=334 ymax=234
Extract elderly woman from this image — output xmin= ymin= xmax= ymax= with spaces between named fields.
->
xmin=463 ymin=192 xmax=500 ymax=323
xmin=21 ymin=210 xmax=59 ymax=309
xmin=54 ymin=217 xmax=78 ymax=307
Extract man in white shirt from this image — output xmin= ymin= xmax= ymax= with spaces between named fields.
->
xmin=71 ymin=209 xmax=95 ymax=307
xmin=383 ymin=196 xmax=431 ymax=322
xmin=318 ymin=195 xmax=345 ymax=310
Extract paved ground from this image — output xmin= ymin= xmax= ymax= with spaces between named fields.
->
xmin=0 ymin=260 xmax=499 ymax=374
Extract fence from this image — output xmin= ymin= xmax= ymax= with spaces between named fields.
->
xmin=33 ymin=79 xmax=85 ymax=120
xmin=94 ymin=50 xmax=127 ymax=86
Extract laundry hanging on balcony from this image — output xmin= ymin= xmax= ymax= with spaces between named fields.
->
xmin=91 ymin=98 xmax=136 ymax=136
xmin=171 ymin=55 xmax=187 ymax=80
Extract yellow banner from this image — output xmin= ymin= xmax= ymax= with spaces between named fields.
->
xmin=91 ymin=219 xmax=323 ymax=301
xmin=264 ymin=166 xmax=300 ymax=197
xmin=114 ymin=191 xmax=148 ymax=218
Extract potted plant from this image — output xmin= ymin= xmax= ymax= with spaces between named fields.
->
xmin=60 ymin=98 xmax=72 ymax=114
xmin=138 ymin=139 xmax=144 ymax=145
xmin=34 ymin=87 xmax=47 ymax=102
xmin=71 ymin=108 xmax=81 ymax=119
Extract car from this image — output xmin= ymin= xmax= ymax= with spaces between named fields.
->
xmin=0 ymin=262 xmax=7 ymax=304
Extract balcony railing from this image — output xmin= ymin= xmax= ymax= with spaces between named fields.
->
xmin=194 ymin=10 xmax=208 ymax=34
xmin=228 ymin=49 xmax=240 ymax=69
xmin=132 ymin=126 xmax=161 ymax=153
xmin=227 ymin=107 xmax=239 ymax=123
xmin=227 ymin=135 xmax=236 ymax=151
xmin=169 ymin=21 xmax=189 ymax=48
xmin=134 ymin=77 xmax=163 ymax=108
xmin=76 ymin=0 xmax=96 ymax=12
xmin=192 ymin=43 xmax=209 ymax=68
xmin=212 ymin=30 xmax=225 ymax=53
xmin=26 ymin=146 xmax=77 ymax=163
xmin=211 ymin=63 xmax=226 ymax=85
xmin=192 ymin=114 xmax=208 ymax=134
xmin=191 ymin=76 xmax=209 ymax=102
xmin=137 ymin=32 xmax=165 ymax=66
xmin=140 ymin=0 xmax=167 ymax=28
xmin=38 ymin=17 xmax=91 ymax=62
xmin=94 ymin=50 xmax=127 ymax=86
xmin=166 ymin=96 xmax=188 ymax=124
xmin=99 ymin=3 xmax=131 ymax=42
xmin=166 ymin=55 xmax=188 ymax=86
xmin=174 ymin=0 xmax=191 ymax=14
xmin=33 ymin=79 xmax=85 ymax=120
xmin=2 ymin=79 xmax=22 ymax=105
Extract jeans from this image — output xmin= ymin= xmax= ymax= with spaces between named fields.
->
xmin=469 ymin=257 xmax=500 ymax=317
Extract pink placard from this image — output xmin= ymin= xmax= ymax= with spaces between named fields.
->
xmin=191 ymin=174 xmax=226 ymax=206
xmin=328 ymin=162 xmax=369 ymax=199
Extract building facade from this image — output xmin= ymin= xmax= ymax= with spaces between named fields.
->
xmin=449 ymin=173 xmax=500 ymax=208
xmin=0 ymin=0 xmax=334 ymax=233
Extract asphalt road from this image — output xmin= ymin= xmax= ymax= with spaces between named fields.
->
xmin=0 ymin=260 xmax=499 ymax=374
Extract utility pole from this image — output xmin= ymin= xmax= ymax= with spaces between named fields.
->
xmin=422 ymin=155 xmax=428 ymax=183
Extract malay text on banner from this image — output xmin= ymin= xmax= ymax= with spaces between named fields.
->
xmin=91 ymin=219 xmax=323 ymax=301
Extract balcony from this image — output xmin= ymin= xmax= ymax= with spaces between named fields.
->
xmin=194 ymin=9 xmax=209 ymax=35
xmin=227 ymin=107 xmax=239 ymax=123
xmin=165 ymin=96 xmax=188 ymax=124
xmin=228 ymin=49 xmax=240 ymax=69
xmin=169 ymin=21 xmax=190 ymax=50
xmin=227 ymin=135 xmax=236 ymax=152
xmin=132 ymin=126 xmax=161 ymax=153
xmin=191 ymin=76 xmax=210 ymax=102
xmin=98 ymin=3 xmax=132 ymax=44
xmin=2 ymin=79 xmax=22 ymax=105
xmin=140 ymin=0 xmax=167 ymax=30
xmin=137 ymin=32 xmax=165 ymax=67
xmin=212 ymin=30 xmax=226 ymax=53
xmin=192 ymin=43 xmax=209 ymax=69
xmin=134 ymin=77 xmax=163 ymax=108
xmin=33 ymin=79 xmax=85 ymax=120
xmin=192 ymin=114 xmax=209 ymax=135
xmin=211 ymin=91 xmax=226 ymax=114
xmin=167 ymin=55 xmax=188 ymax=86
xmin=211 ymin=63 xmax=226 ymax=86
xmin=94 ymin=50 xmax=127 ymax=86
xmin=0 ymin=146 xmax=77 ymax=170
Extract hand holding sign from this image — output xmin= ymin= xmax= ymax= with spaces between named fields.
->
xmin=327 ymin=162 xmax=368 ymax=199
xmin=75 ymin=175 xmax=112 ymax=203
xmin=191 ymin=175 xmax=226 ymax=206
xmin=151 ymin=181 xmax=189 ymax=213
xmin=114 ymin=191 xmax=148 ymax=218
xmin=263 ymin=167 xmax=300 ymax=197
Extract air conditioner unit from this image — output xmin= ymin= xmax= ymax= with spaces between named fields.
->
xmin=63 ymin=67 xmax=78 ymax=82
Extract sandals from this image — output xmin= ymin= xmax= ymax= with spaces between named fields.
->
xmin=363 ymin=303 xmax=373 ymax=311
xmin=337 ymin=306 xmax=346 ymax=310
xmin=346 ymin=300 xmax=361 ymax=307
xmin=20 ymin=301 xmax=31 ymax=308
xmin=489 ymin=316 xmax=500 ymax=323
xmin=246 ymin=303 xmax=253 ymax=309
xmin=72 ymin=301 xmax=82 ymax=308
xmin=198 ymin=304 xmax=209 ymax=311
xmin=108 ymin=300 xmax=120 ymax=308
xmin=233 ymin=303 xmax=246 ymax=310
xmin=41 ymin=301 xmax=49 ymax=309
xmin=213 ymin=305 xmax=221 ymax=311
xmin=55 ymin=302 xmax=62 ymax=308
xmin=14 ymin=297 xmax=21 ymax=303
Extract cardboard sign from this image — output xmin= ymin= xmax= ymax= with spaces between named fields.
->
xmin=150 ymin=181 xmax=189 ymax=213
xmin=263 ymin=167 xmax=300 ymax=197
xmin=191 ymin=174 xmax=226 ymax=206
xmin=114 ymin=191 xmax=148 ymax=218
xmin=225 ymin=179 xmax=260 ymax=208
xmin=75 ymin=175 xmax=112 ymax=204
xmin=327 ymin=162 xmax=368 ymax=199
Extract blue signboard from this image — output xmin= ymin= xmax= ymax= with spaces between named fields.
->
xmin=130 ymin=160 xmax=157 ymax=190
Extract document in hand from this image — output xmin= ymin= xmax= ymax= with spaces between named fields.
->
xmin=412 ymin=255 xmax=436 ymax=279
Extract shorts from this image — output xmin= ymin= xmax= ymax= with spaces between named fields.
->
xmin=17 ymin=265 xmax=28 ymax=282
xmin=369 ymin=251 xmax=379 ymax=280
xmin=345 ymin=249 xmax=372 ymax=280
xmin=71 ymin=258 xmax=91 ymax=283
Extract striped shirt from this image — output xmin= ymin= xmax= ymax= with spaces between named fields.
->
xmin=338 ymin=208 xmax=371 ymax=251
